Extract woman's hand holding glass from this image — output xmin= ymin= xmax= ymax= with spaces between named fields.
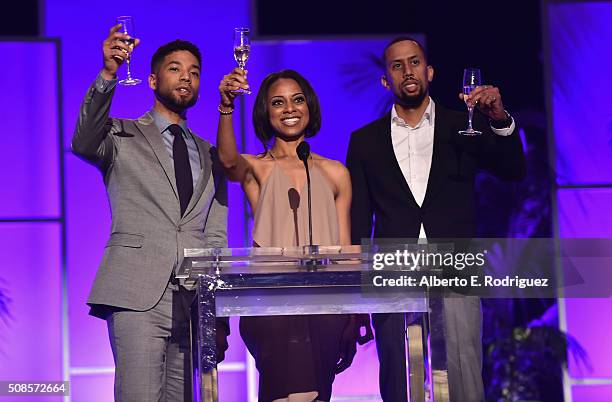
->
xmin=218 ymin=67 xmax=250 ymax=112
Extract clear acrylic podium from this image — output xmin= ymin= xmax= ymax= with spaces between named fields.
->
xmin=176 ymin=245 xmax=450 ymax=402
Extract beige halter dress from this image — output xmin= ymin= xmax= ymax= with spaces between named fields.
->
xmin=240 ymin=152 xmax=350 ymax=402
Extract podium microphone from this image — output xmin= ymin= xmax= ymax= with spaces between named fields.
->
xmin=296 ymin=141 xmax=313 ymax=247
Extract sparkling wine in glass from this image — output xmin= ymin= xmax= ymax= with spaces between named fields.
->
xmin=232 ymin=27 xmax=251 ymax=94
xmin=117 ymin=16 xmax=141 ymax=86
xmin=459 ymin=68 xmax=482 ymax=135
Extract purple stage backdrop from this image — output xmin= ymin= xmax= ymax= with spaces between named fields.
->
xmin=546 ymin=1 xmax=612 ymax=400
xmin=1 ymin=0 xmax=611 ymax=401
xmin=40 ymin=1 xmax=399 ymax=400
xmin=0 ymin=41 xmax=60 ymax=219
xmin=0 ymin=40 xmax=64 ymax=402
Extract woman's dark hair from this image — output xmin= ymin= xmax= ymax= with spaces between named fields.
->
xmin=252 ymin=69 xmax=321 ymax=150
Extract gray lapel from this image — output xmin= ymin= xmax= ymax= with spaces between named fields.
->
xmin=183 ymin=132 xmax=212 ymax=218
xmin=134 ymin=112 xmax=179 ymax=199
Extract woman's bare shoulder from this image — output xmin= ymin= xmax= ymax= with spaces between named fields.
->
xmin=312 ymin=153 xmax=350 ymax=183
xmin=243 ymin=152 xmax=268 ymax=162
xmin=243 ymin=153 xmax=274 ymax=166
xmin=243 ymin=152 xmax=275 ymax=181
xmin=313 ymin=153 xmax=348 ymax=171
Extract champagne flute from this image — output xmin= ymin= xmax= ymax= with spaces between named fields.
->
xmin=232 ymin=27 xmax=251 ymax=94
xmin=458 ymin=68 xmax=481 ymax=135
xmin=116 ymin=16 xmax=141 ymax=86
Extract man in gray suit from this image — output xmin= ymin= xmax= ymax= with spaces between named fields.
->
xmin=72 ymin=25 xmax=229 ymax=401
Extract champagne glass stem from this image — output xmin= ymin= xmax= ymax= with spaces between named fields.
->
xmin=459 ymin=68 xmax=482 ymax=135
xmin=467 ymin=106 xmax=474 ymax=131
xmin=125 ymin=57 xmax=132 ymax=80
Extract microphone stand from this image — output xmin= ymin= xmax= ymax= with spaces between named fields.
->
xmin=296 ymin=142 xmax=320 ymax=266
xmin=305 ymin=160 xmax=313 ymax=248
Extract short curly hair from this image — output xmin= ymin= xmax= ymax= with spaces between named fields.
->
xmin=382 ymin=36 xmax=428 ymax=67
xmin=150 ymin=39 xmax=202 ymax=74
xmin=252 ymin=70 xmax=321 ymax=151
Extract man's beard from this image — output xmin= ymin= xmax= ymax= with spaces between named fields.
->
xmin=155 ymin=88 xmax=197 ymax=113
xmin=396 ymin=87 xmax=428 ymax=108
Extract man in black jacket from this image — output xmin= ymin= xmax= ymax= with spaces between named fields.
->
xmin=346 ymin=37 xmax=525 ymax=402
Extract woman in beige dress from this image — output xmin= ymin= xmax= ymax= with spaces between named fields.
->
xmin=216 ymin=68 xmax=365 ymax=402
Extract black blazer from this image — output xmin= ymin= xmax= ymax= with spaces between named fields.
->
xmin=347 ymin=104 xmax=526 ymax=243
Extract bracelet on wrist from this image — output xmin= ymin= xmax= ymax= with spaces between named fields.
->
xmin=218 ymin=104 xmax=234 ymax=115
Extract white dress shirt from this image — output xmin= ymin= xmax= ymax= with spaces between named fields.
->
xmin=390 ymin=98 xmax=515 ymax=239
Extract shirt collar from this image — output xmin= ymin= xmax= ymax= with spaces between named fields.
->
xmin=391 ymin=97 xmax=435 ymax=129
xmin=150 ymin=109 xmax=189 ymax=137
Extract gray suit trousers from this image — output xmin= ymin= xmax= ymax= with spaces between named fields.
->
xmin=106 ymin=282 xmax=194 ymax=402
xmin=373 ymin=296 xmax=484 ymax=402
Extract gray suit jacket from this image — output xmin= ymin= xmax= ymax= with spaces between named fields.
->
xmin=72 ymin=81 xmax=227 ymax=313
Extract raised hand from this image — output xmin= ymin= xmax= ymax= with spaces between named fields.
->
xmin=101 ymin=24 xmax=140 ymax=80
xmin=218 ymin=67 xmax=250 ymax=109
xmin=459 ymin=85 xmax=507 ymax=121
